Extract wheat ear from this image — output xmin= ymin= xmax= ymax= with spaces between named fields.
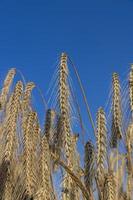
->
xmin=0 ymin=68 xmax=16 ymax=110
xmin=118 ymin=188 xmax=128 ymax=200
xmin=51 ymin=115 xmax=64 ymax=172
xmin=111 ymin=73 xmax=122 ymax=148
xmin=33 ymin=117 xmax=41 ymax=154
xmin=96 ymin=107 xmax=107 ymax=187
xmin=58 ymin=53 xmax=74 ymax=200
xmin=4 ymin=81 xmax=23 ymax=162
xmin=69 ymin=134 xmax=81 ymax=200
xmin=2 ymin=81 xmax=23 ymax=200
xmin=44 ymin=109 xmax=55 ymax=142
xmin=22 ymin=82 xmax=35 ymax=112
xmin=23 ymin=111 xmax=37 ymax=198
xmin=103 ymin=172 xmax=116 ymax=200
xmin=126 ymin=124 xmax=133 ymax=173
xmin=39 ymin=135 xmax=55 ymax=200
xmin=59 ymin=53 xmax=72 ymax=162
xmin=32 ymin=115 xmax=41 ymax=189
xmin=84 ymin=140 xmax=95 ymax=191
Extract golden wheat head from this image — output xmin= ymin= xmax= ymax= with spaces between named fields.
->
xmin=111 ymin=72 xmax=122 ymax=148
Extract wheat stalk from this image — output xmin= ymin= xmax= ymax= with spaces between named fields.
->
xmin=51 ymin=152 xmax=92 ymax=200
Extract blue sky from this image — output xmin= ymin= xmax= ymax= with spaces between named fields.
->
xmin=0 ymin=0 xmax=133 ymax=138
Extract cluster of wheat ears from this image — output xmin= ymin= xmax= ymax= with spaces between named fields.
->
xmin=0 ymin=53 xmax=132 ymax=200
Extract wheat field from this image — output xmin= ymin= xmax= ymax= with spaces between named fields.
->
xmin=0 ymin=53 xmax=132 ymax=200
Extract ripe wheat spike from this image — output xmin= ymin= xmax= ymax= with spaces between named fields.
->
xmin=4 ymin=81 xmax=23 ymax=162
xmin=58 ymin=53 xmax=83 ymax=200
xmin=103 ymin=172 xmax=116 ymax=200
xmin=44 ymin=109 xmax=55 ymax=142
xmin=2 ymin=81 xmax=23 ymax=200
xmin=58 ymin=53 xmax=72 ymax=162
xmin=84 ymin=140 xmax=95 ymax=191
xmin=39 ymin=135 xmax=55 ymax=200
xmin=23 ymin=111 xmax=37 ymax=198
xmin=111 ymin=73 xmax=122 ymax=148
xmin=52 ymin=115 xmax=63 ymax=159
xmin=0 ymin=57 xmax=132 ymax=200
xmin=22 ymin=82 xmax=35 ymax=111
xmin=0 ymin=68 xmax=16 ymax=110
xmin=96 ymin=108 xmax=107 ymax=188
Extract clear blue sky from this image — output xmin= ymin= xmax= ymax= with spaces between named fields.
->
xmin=0 ymin=0 xmax=133 ymax=134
